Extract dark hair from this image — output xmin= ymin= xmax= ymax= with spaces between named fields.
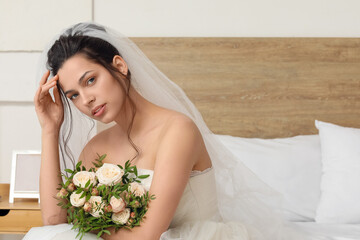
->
xmin=47 ymin=27 xmax=138 ymax=170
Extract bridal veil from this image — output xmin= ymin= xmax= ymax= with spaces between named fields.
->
xmin=36 ymin=22 xmax=309 ymax=240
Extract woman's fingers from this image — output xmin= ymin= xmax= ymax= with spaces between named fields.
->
xmin=40 ymin=71 xmax=59 ymax=86
xmin=37 ymin=74 xmax=58 ymax=98
xmin=39 ymin=81 xmax=56 ymax=100
xmin=39 ymin=70 xmax=50 ymax=86
xmin=34 ymin=85 xmax=42 ymax=106
xmin=35 ymin=71 xmax=62 ymax=108
xmin=53 ymin=85 xmax=62 ymax=106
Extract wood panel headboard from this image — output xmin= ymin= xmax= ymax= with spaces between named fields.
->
xmin=100 ymin=38 xmax=360 ymax=138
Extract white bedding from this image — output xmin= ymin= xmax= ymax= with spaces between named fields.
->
xmin=294 ymin=222 xmax=360 ymax=240
xmin=217 ymin=129 xmax=360 ymax=240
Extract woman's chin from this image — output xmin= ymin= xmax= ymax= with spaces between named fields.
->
xmin=96 ymin=117 xmax=113 ymax=124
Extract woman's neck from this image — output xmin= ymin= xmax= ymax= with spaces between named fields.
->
xmin=113 ymin=86 xmax=159 ymax=136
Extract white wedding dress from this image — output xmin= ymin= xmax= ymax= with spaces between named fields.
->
xmin=24 ymin=167 xmax=305 ymax=240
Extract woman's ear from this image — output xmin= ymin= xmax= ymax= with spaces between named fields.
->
xmin=112 ymin=55 xmax=128 ymax=76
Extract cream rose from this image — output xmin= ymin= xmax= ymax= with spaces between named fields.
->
xmin=96 ymin=163 xmax=124 ymax=186
xmin=112 ymin=208 xmax=130 ymax=225
xmin=110 ymin=196 xmax=126 ymax=213
xmin=129 ymin=182 xmax=146 ymax=197
xmin=70 ymin=192 xmax=86 ymax=207
xmin=89 ymin=196 xmax=105 ymax=217
xmin=73 ymin=171 xmax=97 ymax=188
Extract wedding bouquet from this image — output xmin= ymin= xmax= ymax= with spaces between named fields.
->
xmin=56 ymin=154 xmax=155 ymax=239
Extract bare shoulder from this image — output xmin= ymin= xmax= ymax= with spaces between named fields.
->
xmin=155 ymin=110 xmax=211 ymax=171
xmin=78 ymin=127 xmax=113 ymax=168
xmin=156 ymin=111 xmax=203 ymax=162
xmin=161 ymin=111 xmax=201 ymax=141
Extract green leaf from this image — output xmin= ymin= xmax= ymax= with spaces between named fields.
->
xmin=86 ymin=193 xmax=91 ymax=201
xmin=97 ymin=231 xmax=103 ymax=238
xmin=64 ymin=169 xmax=74 ymax=174
xmin=76 ymin=161 xmax=82 ymax=170
xmin=125 ymin=160 xmax=130 ymax=169
xmin=137 ymin=174 xmax=150 ymax=179
xmin=103 ymin=229 xmax=111 ymax=235
xmin=80 ymin=191 xmax=86 ymax=199
xmin=85 ymin=179 xmax=91 ymax=189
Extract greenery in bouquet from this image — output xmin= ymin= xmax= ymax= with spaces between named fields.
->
xmin=56 ymin=154 xmax=155 ymax=239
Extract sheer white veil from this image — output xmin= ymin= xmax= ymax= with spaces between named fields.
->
xmin=36 ymin=22 xmax=307 ymax=240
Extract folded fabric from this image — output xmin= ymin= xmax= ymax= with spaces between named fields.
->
xmin=315 ymin=120 xmax=360 ymax=223
xmin=217 ymin=134 xmax=322 ymax=222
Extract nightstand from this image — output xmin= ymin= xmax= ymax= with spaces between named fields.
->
xmin=0 ymin=184 xmax=43 ymax=234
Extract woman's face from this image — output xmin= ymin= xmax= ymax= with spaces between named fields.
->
xmin=57 ymin=54 xmax=128 ymax=123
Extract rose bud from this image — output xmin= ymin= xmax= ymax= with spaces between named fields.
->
xmin=83 ymin=202 xmax=91 ymax=212
xmin=127 ymin=218 xmax=134 ymax=225
xmin=91 ymin=188 xmax=99 ymax=196
xmin=130 ymin=212 xmax=136 ymax=218
xmin=57 ymin=188 xmax=68 ymax=198
xmin=110 ymin=196 xmax=126 ymax=213
xmin=104 ymin=204 xmax=112 ymax=213
xmin=67 ymin=183 xmax=76 ymax=192
xmin=129 ymin=182 xmax=146 ymax=197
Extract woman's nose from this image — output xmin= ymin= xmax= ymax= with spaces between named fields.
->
xmin=83 ymin=93 xmax=95 ymax=105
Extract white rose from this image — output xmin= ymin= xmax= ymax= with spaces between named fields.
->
xmin=89 ymin=196 xmax=105 ymax=217
xmin=129 ymin=182 xmax=146 ymax=197
xmin=112 ymin=208 xmax=130 ymax=225
xmin=96 ymin=163 xmax=124 ymax=186
xmin=110 ymin=196 xmax=126 ymax=213
xmin=73 ymin=171 xmax=97 ymax=188
xmin=70 ymin=192 xmax=86 ymax=207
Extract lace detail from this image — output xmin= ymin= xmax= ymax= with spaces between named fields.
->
xmin=190 ymin=166 xmax=213 ymax=177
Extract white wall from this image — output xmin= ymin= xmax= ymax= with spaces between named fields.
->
xmin=95 ymin=0 xmax=360 ymax=37
xmin=1 ymin=0 xmax=360 ymax=184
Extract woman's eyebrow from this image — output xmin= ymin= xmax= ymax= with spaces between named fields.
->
xmin=64 ymin=70 xmax=93 ymax=95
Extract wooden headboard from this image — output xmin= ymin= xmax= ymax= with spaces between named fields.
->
xmin=99 ymin=38 xmax=360 ymax=138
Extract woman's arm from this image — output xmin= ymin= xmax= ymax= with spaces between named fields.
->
xmin=34 ymin=71 xmax=67 ymax=225
xmin=103 ymin=116 xmax=202 ymax=240
xmin=39 ymin=131 xmax=67 ymax=225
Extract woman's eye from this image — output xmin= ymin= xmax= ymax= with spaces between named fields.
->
xmin=69 ymin=94 xmax=78 ymax=100
xmin=87 ymin=77 xmax=95 ymax=85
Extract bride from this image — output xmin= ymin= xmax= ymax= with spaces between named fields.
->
xmin=25 ymin=22 xmax=308 ymax=240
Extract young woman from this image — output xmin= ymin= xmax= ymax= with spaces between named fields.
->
xmin=24 ymin=23 xmax=307 ymax=240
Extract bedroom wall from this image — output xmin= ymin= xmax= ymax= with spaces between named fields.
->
xmin=1 ymin=0 xmax=360 ymax=185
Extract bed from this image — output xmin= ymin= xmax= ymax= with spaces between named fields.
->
xmin=116 ymin=37 xmax=360 ymax=239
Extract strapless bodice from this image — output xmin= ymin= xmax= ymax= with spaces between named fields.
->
xmin=137 ymin=167 xmax=219 ymax=228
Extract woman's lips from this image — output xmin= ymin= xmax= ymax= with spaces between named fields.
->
xmin=93 ymin=104 xmax=106 ymax=117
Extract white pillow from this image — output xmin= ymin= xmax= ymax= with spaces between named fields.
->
xmin=217 ymin=134 xmax=322 ymax=222
xmin=315 ymin=120 xmax=360 ymax=223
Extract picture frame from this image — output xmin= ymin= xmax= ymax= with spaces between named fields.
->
xmin=9 ymin=150 xmax=41 ymax=203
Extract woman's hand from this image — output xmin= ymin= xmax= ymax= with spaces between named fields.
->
xmin=34 ymin=70 xmax=64 ymax=134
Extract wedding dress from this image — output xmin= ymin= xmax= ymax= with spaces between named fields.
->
xmin=26 ymin=22 xmax=314 ymax=240
xmin=24 ymin=167 xmax=306 ymax=240
xmin=25 ymin=168 xmax=255 ymax=240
